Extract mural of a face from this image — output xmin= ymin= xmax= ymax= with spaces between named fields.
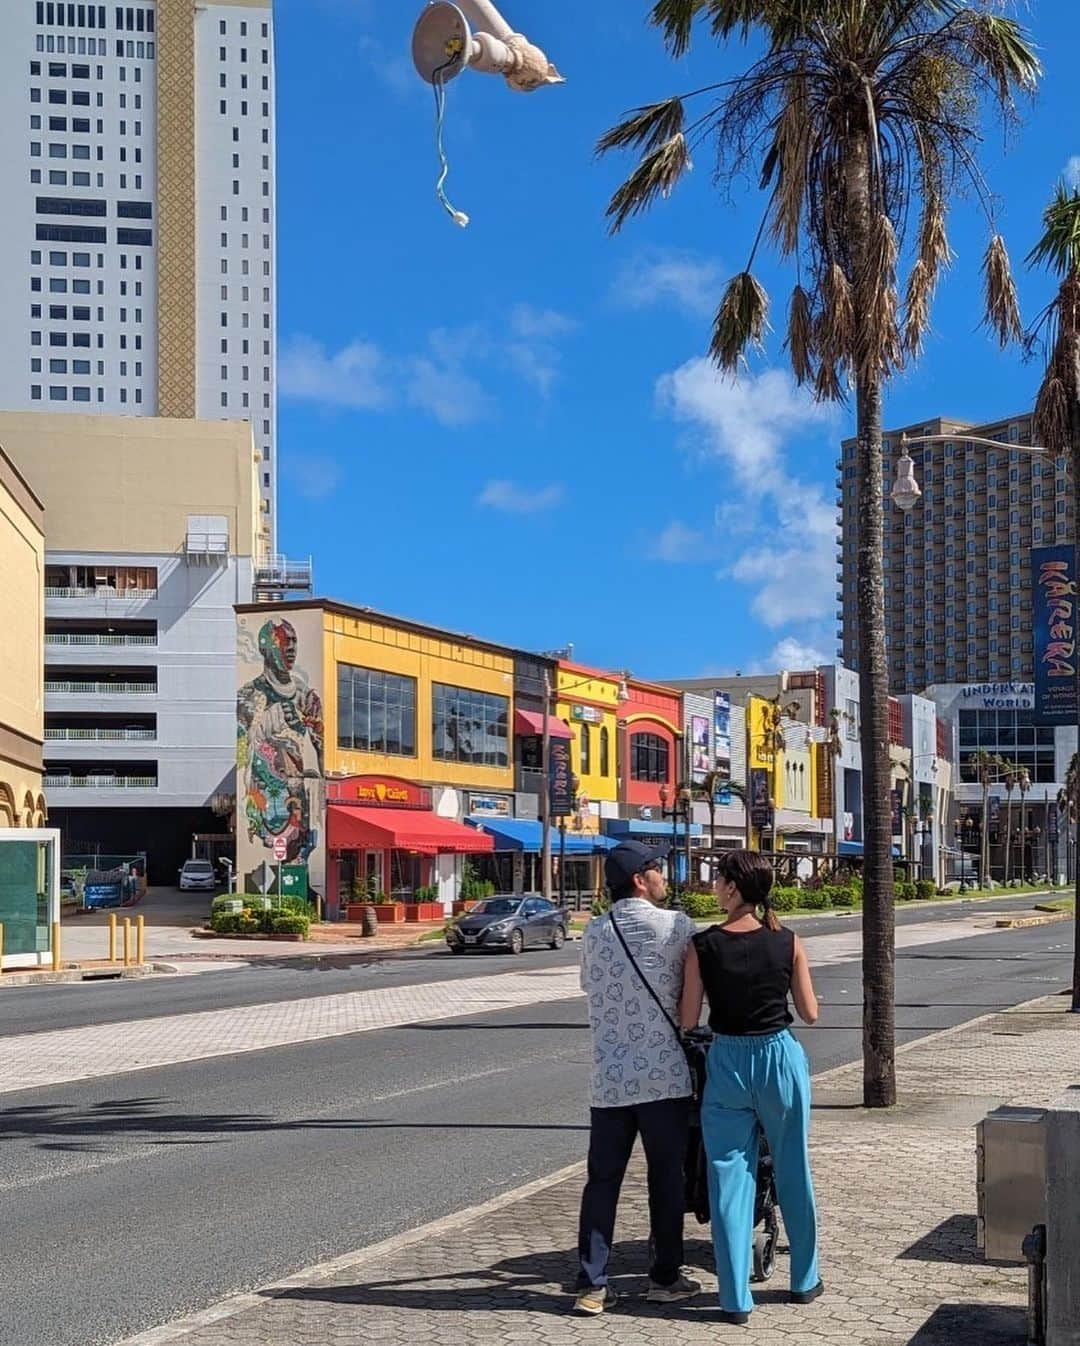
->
xmin=238 ymin=617 xmax=324 ymax=867
xmin=259 ymin=619 xmax=298 ymax=681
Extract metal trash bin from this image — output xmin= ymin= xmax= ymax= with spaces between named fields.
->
xmin=976 ymin=1105 xmax=1048 ymax=1263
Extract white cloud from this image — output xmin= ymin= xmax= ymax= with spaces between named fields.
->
xmin=657 ymin=358 xmax=840 ymax=640
xmin=504 ymin=304 xmax=576 ymax=395
xmin=285 ymin=454 xmax=343 ymax=502
xmin=1065 ymin=156 xmax=1080 ymax=190
xmin=478 ymin=480 xmax=564 ymax=513
xmin=648 ymin=521 xmax=706 ymax=563
xmin=279 ymin=336 xmax=392 ymax=411
xmin=357 ymin=35 xmax=418 ymax=99
xmin=614 ymin=249 xmax=724 ymax=318
xmin=510 ymin=305 xmax=576 ymax=341
xmin=767 ymin=635 xmax=831 ymax=670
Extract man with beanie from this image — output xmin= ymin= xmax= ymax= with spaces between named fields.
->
xmin=573 ymin=840 xmax=701 ymax=1315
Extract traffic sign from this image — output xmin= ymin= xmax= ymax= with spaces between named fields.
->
xmin=272 ymin=836 xmax=288 ymax=862
xmin=251 ymin=862 xmax=275 ymax=895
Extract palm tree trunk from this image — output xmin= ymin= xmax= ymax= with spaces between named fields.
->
xmin=1070 ymin=348 xmax=1080 ymax=1008
xmin=855 ymin=371 xmax=897 ymax=1107
xmin=1003 ymin=789 xmax=1012 ymax=887
xmin=848 ymin=119 xmax=896 ymax=1108
xmin=981 ymin=780 xmax=990 ymax=887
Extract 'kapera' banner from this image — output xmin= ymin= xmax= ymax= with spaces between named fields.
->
xmin=1032 ymin=544 xmax=1078 ymax=724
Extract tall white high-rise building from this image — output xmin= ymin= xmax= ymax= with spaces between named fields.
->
xmin=0 ymin=0 xmax=277 ymax=543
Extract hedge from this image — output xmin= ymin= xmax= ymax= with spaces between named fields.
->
xmin=681 ymin=891 xmax=721 ymax=919
xmin=212 ymin=893 xmax=313 ymax=918
xmin=210 ymin=903 xmax=311 ymax=937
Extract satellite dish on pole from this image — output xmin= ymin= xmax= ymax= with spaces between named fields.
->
xmin=412 ymin=2 xmax=471 ymax=85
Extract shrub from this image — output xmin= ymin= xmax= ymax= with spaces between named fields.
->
xmin=829 ymin=886 xmax=859 ymax=908
xmin=798 ymin=888 xmax=832 ymax=911
xmin=681 ymin=890 xmax=720 ymax=919
xmin=591 ymin=894 xmax=611 ymax=917
xmin=769 ymin=886 xmax=800 ymax=913
xmin=915 ymin=879 xmax=936 ymax=902
xmin=896 ymin=881 xmax=917 ymax=902
xmin=271 ymin=913 xmax=309 ymax=937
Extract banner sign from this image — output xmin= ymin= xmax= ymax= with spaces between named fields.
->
xmin=548 ymin=738 xmax=575 ymax=818
xmin=690 ymin=715 xmax=710 ymax=784
xmin=989 ymin=796 xmax=1001 ymax=826
xmin=1032 ymin=545 xmax=1078 ymax=724
xmin=749 ymin=768 xmax=771 ymax=833
xmin=890 ymin=789 xmax=902 ymax=834
xmin=714 ymin=692 xmax=732 ymax=805
xmin=1048 ymin=802 xmax=1059 ymax=843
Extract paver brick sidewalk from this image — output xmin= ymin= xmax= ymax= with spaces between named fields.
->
xmin=127 ymin=995 xmax=1080 ymax=1346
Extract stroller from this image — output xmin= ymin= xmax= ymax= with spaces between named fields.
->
xmin=682 ymin=1027 xmax=780 ymax=1283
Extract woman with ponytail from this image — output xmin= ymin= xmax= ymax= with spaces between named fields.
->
xmin=679 ymin=850 xmax=821 ymax=1325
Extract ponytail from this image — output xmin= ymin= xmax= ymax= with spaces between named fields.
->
xmin=760 ymin=895 xmax=782 ymax=933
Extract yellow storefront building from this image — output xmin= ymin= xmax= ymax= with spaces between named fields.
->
xmin=235 ymin=599 xmax=561 ymax=915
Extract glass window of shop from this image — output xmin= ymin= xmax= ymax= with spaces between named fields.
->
xmin=337 ymin=663 xmax=417 ymax=756
xmin=432 ymin=684 xmax=509 ymax=767
xmin=630 ymin=732 xmax=669 ymax=783
xmin=957 ymin=709 xmax=1056 ymax=783
xmin=0 ymin=839 xmax=52 ymax=955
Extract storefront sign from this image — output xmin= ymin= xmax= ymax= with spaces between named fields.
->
xmin=714 ymin=692 xmax=732 ymax=805
xmin=989 ymin=796 xmax=1000 ymax=826
xmin=327 ymin=776 xmax=432 ymax=810
xmin=569 ymin=704 xmax=603 ymax=725
xmin=959 ymin=682 xmax=1034 ymax=710
xmin=1048 ymin=802 xmax=1059 ymax=842
xmin=549 ymin=738 xmax=575 ymax=817
xmin=468 ymin=794 xmax=512 ymax=819
xmin=690 ymin=714 xmax=710 ymax=784
xmin=749 ymin=768 xmax=772 ymax=832
xmin=1032 ymin=545 xmax=1078 ymax=724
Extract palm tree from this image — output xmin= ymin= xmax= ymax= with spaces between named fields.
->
xmin=970 ymin=751 xmax=998 ymax=887
xmin=1028 ymin=184 xmax=1080 ymax=1006
xmin=694 ymin=770 xmax=746 ymax=869
xmin=599 ymin=1 xmax=1039 ymax=1105
xmin=1001 ymin=761 xmax=1018 ymax=886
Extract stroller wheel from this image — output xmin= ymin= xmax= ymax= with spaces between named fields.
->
xmin=751 ymin=1230 xmax=777 ymax=1283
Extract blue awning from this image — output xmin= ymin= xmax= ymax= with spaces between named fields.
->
xmin=604 ymin=819 xmax=703 ymax=840
xmin=837 ymin=841 xmax=902 ymax=858
xmin=465 ymin=817 xmax=615 ymax=855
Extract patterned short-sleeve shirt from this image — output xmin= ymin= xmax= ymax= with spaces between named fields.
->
xmin=580 ymin=899 xmax=697 ymax=1108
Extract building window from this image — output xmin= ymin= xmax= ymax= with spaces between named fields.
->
xmin=336 ymin=663 xmax=417 ymax=756
xmin=958 ymin=709 xmax=1055 ymax=783
xmin=600 ymin=725 xmax=610 ymax=778
xmin=630 ymin=732 xmax=669 ymax=784
xmin=432 ymin=683 xmax=509 ymax=767
xmin=579 ymin=723 xmax=591 ymax=776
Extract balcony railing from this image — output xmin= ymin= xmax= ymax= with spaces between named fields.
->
xmin=43 ymin=775 xmax=158 ymax=789
xmin=45 ymin=727 xmax=156 ymax=742
xmin=44 ymin=680 xmax=157 ymax=695
xmin=44 ymin=633 xmax=158 ymax=647
xmin=45 ymin=587 xmax=158 ymax=599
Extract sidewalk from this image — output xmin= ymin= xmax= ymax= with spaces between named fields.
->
xmin=123 ymin=993 xmax=1080 ymax=1346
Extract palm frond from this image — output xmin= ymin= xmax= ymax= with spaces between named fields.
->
xmin=903 ymin=179 xmax=952 ymax=356
xmin=709 ymin=270 xmax=770 ymax=373
xmin=959 ymin=10 xmax=1041 ymax=103
xmin=785 ymin=283 xmax=816 ymax=385
xmin=856 ymin=213 xmax=902 ymax=380
xmin=596 ymin=98 xmax=686 ymax=157
xmin=814 ymin=357 xmax=844 ymax=403
xmin=604 ymin=134 xmax=693 ymax=234
xmin=648 ymin=0 xmax=709 ymax=57
xmin=817 ymin=262 xmax=854 ymax=369
xmin=1032 ymin=357 xmax=1071 ymax=455
xmin=980 ymin=234 xmax=1023 ymax=347
xmin=1025 ymin=183 xmax=1080 ymax=279
xmin=763 ymin=71 xmax=811 ymax=256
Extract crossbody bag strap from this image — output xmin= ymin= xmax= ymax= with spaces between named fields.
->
xmin=609 ymin=908 xmax=681 ymax=1040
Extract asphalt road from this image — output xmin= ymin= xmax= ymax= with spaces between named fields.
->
xmin=0 ymin=917 xmax=1072 ymax=1346
xmin=0 ymin=892 xmax=1057 ymax=1039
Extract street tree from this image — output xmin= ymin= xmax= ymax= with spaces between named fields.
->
xmin=598 ymin=0 xmax=1039 ymax=1106
xmin=1028 ymin=183 xmax=1080 ymax=1005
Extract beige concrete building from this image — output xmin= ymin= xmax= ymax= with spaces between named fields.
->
xmin=838 ymin=411 xmax=1074 ymax=692
xmin=0 ymin=447 xmax=47 ymax=828
xmin=0 ymin=411 xmax=280 ymax=879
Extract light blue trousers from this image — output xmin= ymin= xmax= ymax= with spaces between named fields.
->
xmin=701 ymin=1029 xmax=819 ymax=1314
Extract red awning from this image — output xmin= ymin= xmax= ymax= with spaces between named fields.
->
xmin=513 ymin=709 xmax=571 ymax=740
xmin=327 ymin=806 xmax=494 ymax=855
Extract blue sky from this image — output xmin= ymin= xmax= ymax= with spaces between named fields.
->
xmin=274 ymin=0 xmax=1078 ymax=682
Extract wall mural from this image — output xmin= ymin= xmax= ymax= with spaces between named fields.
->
xmin=237 ymin=616 xmax=325 ymax=880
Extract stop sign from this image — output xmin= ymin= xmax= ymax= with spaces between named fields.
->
xmin=272 ymin=836 xmax=288 ymax=862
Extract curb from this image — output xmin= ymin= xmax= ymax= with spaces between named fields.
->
xmin=114 ymin=990 xmax=1070 ymax=1346
xmin=0 ymin=964 xmax=159 ymax=989
xmin=994 ymin=911 xmax=1073 ymax=929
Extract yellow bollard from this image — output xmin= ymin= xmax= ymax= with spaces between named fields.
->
xmin=136 ymin=914 xmax=145 ymax=966
xmin=52 ymin=921 xmax=61 ymax=973
xmin=122 ymin=917 xmax=132 ymax=968
xmin=108 ymin=912 xmax=117 ymax=963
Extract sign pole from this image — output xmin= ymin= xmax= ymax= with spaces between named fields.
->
xmin=542 ymin=671 xmax=552 ymax=902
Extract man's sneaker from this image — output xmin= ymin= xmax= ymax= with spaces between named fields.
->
xmin=646 ymin=1274 xmax=702 ymax=1303
xmin=573 ymin=1286 xmax=618 ymax=1316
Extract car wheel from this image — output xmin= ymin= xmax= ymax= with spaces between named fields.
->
xmin=509 ymin=928 xmax=525 ymax=955
xmin=550 ymin=924 xmax=566 ymax=950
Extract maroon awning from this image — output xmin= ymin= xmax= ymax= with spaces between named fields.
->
xmin=514 ymin=709 xmax=571 ymax=740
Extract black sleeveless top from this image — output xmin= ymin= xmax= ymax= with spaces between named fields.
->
xmin=693 ymin=924 xmax=795 ymax=1036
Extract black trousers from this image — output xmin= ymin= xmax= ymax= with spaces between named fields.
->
xmin=576 ymin=1096 xmax=690 ymax=1290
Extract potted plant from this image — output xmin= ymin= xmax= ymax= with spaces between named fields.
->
xmin=345 ymin=874 xmax=372 ymax=925
xmin=452 ymin=861 xmax=483 ymax=916
xmin=406 ymin=883 xmax=445 ymax=923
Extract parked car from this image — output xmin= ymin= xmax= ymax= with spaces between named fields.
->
xmin=445 ymin=894 xmax=569 ymax=955
xmin=178 ymin=858 xmax=218 ymax=892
